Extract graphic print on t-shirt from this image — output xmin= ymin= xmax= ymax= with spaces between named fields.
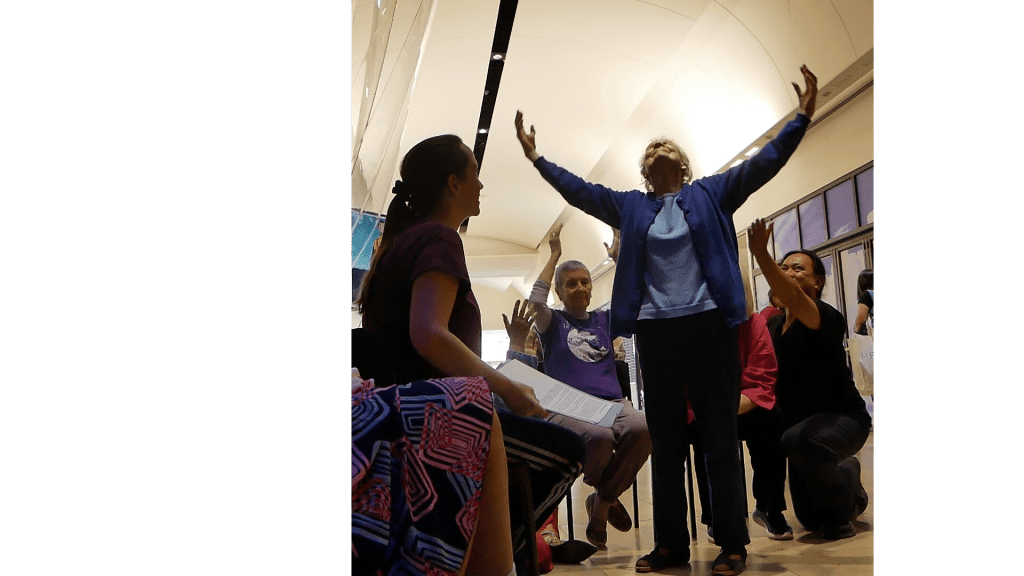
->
xmin=566 ymin=326 xmax=609 ymax=362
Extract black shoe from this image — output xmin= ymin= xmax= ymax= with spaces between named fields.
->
xmin=751 ymin=508 xmax=793 ymax=540
xmin=822 ymin=522 xmax=857 ymax=540
xmin=840 ymin=457 xmax=868 ymax=520
xmin=550 ymin=539 xmax=598 ymax=564
xmin=635 ymin=547 xmax=690 ymax=573
xmin=711 ymin=548 xmax=747 ymax=576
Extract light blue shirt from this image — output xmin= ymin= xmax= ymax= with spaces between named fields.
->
xmin=637 ymin=192 xmax=717 ymax=320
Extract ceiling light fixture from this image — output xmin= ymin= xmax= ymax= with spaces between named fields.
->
xmin=744 ymin=146 xmax=759 ymax=157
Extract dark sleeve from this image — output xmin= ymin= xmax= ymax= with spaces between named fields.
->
xmin=816 ymin=300 xmax=848 ymax=341
xmin=534 ymin=157 xmax=627 ymax=229
xmin=408 ymin=222 xmax=470 ymax=285
xmin=858 ymin=291 xmax=873 ymax=308
xmin=701 ymin=114 xmax=811 ymax=214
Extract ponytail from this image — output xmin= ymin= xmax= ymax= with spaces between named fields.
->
xmin=356 ymin=135 xmax=470 ymax=313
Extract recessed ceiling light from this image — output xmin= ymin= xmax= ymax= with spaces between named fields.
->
xmin=744 ymin=146 xmax=759 ymax=157
xmin=478 ymin=129 xmax=488 ymax=134
xmin=731 ymin=159 xmax=744 ymax=168
xmin=492 ymin=53 xmax=503 ymax=61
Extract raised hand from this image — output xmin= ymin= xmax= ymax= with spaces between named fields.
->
xmin=603 ymin=228 xmax=620 ymax=263
xmin=747 ymin=218 xmax=774 ymax=256
xmin=792 ymin=65 xmax=818 ymax=119
xmin=502 ymin=299 xmax=537 ymax=353
xmin=515 ymin=110 xmax=540 ymax=162
xmin=548 ymin=223 xmax=563 ymax=257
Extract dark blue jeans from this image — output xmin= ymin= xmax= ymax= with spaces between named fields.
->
xmin=636 ymin=310 xmax=750 ymax=551
xmin=781 ymin=412 xmax=870 ymax=530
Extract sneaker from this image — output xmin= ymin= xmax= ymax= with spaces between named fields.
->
xmin=751 ymin=508 xmax=793 ymax=540
xmin=711 ymin=548 xmax=746 ymax=576
xmin=635 ymin=547 xmax=690 ymax=573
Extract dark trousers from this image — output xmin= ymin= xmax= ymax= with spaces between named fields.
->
xmin=780 ymin=412 xmax=870 ymax=530
xmin=691 ymin=406 xmax=788 ymax=526
xmin=497 ymin=410 xmax=586 ymax=553
xmin=635 ymin=310 xmax=750 ymax=551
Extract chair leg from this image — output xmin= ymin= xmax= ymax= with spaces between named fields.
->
xmin=632 ymin=478 xmax=640 ymax=529
xmin=739 ymin=441 xmax=748 ymax=519
xmin=685 ymin=447 xmax=697 ymax=541
xmin=511 ymin=464 xmax=540 ymax=576
xmin=565 ymin=488 xmax=574 ymax=541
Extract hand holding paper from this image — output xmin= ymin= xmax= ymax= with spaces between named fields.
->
xmin=497 ymin=359 xmax=623 ymax=427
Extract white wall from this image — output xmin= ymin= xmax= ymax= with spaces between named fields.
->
xmin=733 ymin=85 xmax=874 ymax=229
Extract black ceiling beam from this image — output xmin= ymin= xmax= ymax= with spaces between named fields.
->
xmin=473 ymin=0 xmax=519 ymax=172
xmin=464 ymin=0 xmax=519 ymax=230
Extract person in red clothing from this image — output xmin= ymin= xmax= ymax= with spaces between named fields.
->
xmin=758 ymin=289 xmax=784 ymax=321
xmin=688 ymin=312 xmax=793 ymax=541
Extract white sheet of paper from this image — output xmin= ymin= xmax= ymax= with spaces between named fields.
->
xmin=497 ymin=359 xmax=623 ymax=427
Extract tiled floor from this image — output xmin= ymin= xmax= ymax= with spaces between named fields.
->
xmin=546 ymin=430 xmax=874 ymax=576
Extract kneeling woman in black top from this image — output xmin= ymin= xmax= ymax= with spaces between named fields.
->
xmin=747 ymin=218 xmax=872 ymax=540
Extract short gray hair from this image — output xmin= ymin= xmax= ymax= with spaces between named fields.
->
xmin=554 ymin=260 xmax=589 ymax=290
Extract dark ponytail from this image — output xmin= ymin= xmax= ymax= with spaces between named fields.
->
xmin=356 ymin=135 xmax=470 ymax=313
xmin=857 ymin=269 xmax=873 ymax=297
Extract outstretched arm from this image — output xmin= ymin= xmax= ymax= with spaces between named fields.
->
xmin=515 ymin=110 xmax=541 ymax=163
xmin=527 ymin=224 xmax=562 ymax=334
xmin=712 ymin=66 xmax=816 ymax=213
xmin=603 ymin=228 xmax=620 ymax=263
xmin=792 ymin=64 xmax=818 ymax=120
xmin=747 ymin=218 xmax=821 ymax=330
xmin=411 ymin=270 xmax=547 ymax=417
xmin=514 ymin=111 xmax=626 ymax=228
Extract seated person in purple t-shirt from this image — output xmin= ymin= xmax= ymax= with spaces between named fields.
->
xmin=523 ymin=224 xmax=652 ymax=549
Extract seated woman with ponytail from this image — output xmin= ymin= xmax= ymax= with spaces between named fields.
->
xmin=353 ymin=134 xmax=585 ymax=576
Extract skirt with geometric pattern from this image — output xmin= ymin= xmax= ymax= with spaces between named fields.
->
xmin=352 ymin=376 xmax=494 ymax=576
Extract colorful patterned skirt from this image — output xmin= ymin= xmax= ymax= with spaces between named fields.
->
xmin=352 ymin=376 xmax=494 ymax=576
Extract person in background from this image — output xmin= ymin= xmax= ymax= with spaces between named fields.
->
xmin=747 ymin=218 xmax=872 ymax=540
xmin=515 ymin=65 xmax=818 ymax=575
xmin=854 ymin=269 xmax=873 ymax=336
xmin=520 ymin=224 xmax=651 ymax=551
xmin=687 ymin=312 xmax=792 ymax=542
xmin=356 ymin=134 xmax=585 ymax=575
xmin=503 ymin=300 xmax=599 ymax=568
xmin=759 ymin=289 xmax=784 ymax=321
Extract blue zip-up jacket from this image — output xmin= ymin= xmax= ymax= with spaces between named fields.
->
xmin=533 ymin=113 xmax=810 ymax=338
